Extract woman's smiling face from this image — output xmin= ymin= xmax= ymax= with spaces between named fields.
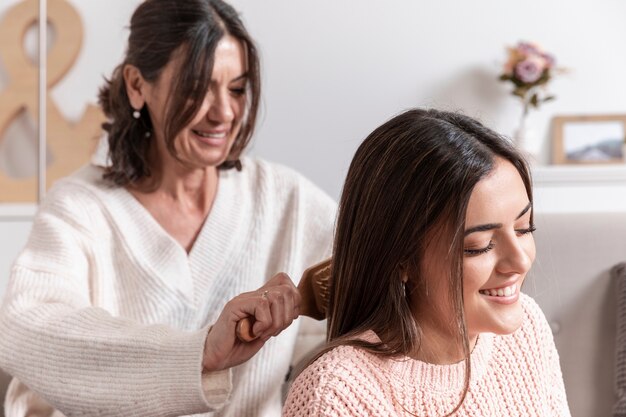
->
xmin=461 ymin=157 xmax=535 ymax=338
xmin=143 ymin=35 xmax=248 ymax=169
xmin=417 ymin=157 xmax=536 ymax=344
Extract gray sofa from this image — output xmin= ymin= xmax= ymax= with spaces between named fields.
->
xmin=525 ymin=212 xmax=623 ymax=417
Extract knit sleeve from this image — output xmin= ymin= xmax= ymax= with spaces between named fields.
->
xmin=0 ymin=185 xmax=230 ymax=416
xmin=522 ymin=295 xmax=572 ymax=417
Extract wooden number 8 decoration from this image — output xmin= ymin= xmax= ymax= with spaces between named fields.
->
xmin=0 ymin=0 xmax=105 ymax=202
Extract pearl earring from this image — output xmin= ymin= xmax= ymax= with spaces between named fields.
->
xmin=133 ymin=110 xmax=141 ymax=119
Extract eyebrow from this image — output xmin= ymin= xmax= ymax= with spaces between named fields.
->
xmin=230 ymin=72 xmax=249 ymax=83
xmin=464 ymin=202 xmax=532 ymax=236
xmin=209 ymin=72 xmax=249 ymax=85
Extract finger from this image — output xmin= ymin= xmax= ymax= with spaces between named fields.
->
xmin=236 ymin=317 xmax=256 ymax=342
xmin=268 ymin=291 xmax=286 ymax=336
xmin=263 ymin=272 xmax=294 ymax=289
xmin=283 ymin=287 xmax=296 ymax=326
xmin=251 ymin=294 xmax=272 ymax=337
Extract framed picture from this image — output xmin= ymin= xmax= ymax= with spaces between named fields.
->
xmin=552 ymin=114 xmax=626 ymax=165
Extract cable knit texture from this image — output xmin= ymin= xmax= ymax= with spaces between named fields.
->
xmin=0 ymin=157 xmax=336 ymax=417
xmin=283 ymin=294 xmax=570 ymax=417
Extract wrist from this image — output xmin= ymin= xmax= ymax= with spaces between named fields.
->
xmin=202 ymin=326 xmax=222 ymax=372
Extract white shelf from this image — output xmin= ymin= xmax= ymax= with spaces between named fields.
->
xmin=533 ymin=164 xmax=626 ymax=186
xmin=0 ymin=204 xmax=38 ymax=220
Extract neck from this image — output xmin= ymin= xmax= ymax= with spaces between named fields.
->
xmin=132 ymin=142 xmax=220 ymax=214
xmin=409 ymin=299 xmax=478 ymax=365
xmin=411 ymin=322 xmax=478 ymax=365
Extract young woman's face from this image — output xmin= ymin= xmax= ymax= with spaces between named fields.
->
xmin=418 ymin=157 xmax=535 ymax=340
xmin=144 ymin=35 xmax=248 ymax=168
xmin=461 ymin=157 xmax=535 ymax=337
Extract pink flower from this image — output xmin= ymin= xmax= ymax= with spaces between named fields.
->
xmin=517 ymin=42 xmax=542 ymax=56
xmin=542 ymin=53 xmax=556 ymax=68
xmin=515 ymin=56 xmax=545 ymax=83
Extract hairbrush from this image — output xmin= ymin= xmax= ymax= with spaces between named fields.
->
xmin=236 ymin=258 xmax=332 ymax=342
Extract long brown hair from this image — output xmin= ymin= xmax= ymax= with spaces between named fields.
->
xmin=321 ymin=108 xmax=532 ymax=416
xmin=98 ymin=0 xmax=260 ymax=186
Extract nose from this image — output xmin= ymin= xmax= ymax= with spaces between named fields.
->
xmin=495 ymin=234 xmax=535 ymax=276
xmin=207 ymin=89 xmax=235 ymax=124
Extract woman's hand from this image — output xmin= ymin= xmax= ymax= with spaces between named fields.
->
xmin=202 ymin=272 xmax=301 ymax=372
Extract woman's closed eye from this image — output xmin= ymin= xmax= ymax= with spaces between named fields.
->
xmin=464 ymin=241 xmax=495 ymax=256
xmin=229 ymin=80 xmax=247 ymax=97
xmin=230 ymin=86 xmax=246 ymax=96
xmin=515 ymin=225 xmax=536 ymax=236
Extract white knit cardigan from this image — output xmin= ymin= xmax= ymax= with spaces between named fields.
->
xmin=0 ymin=157 xmax=336 ymax=417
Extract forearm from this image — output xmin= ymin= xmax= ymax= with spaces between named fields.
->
xmin=0 ymin=268 xmax=231 ymax=416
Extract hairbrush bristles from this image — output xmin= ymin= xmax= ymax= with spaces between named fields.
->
xmin=311 ymin=261 xmax=331 ymax=315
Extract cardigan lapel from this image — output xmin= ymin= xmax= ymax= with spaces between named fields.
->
xmin=98 ymin=184 xmax=195 ymax=303
xmin=188 ymin=163 xmax=251 ymax=308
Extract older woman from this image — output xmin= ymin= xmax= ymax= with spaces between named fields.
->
xmin=0 ymin=1 xmax=335 ymax=416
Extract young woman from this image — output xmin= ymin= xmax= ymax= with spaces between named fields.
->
xmin=284 ymin=109 xmax=570 ymax=416
xmin=0 ymin=1 xmax=335 ymax=416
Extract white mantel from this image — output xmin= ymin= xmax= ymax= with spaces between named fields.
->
xmin=534 ymin=164 xmax=626 ymax=185
xmin=533 ymin=165 xmax=626 ymax=213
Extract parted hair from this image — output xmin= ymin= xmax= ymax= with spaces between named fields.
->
xmin=98 ymin=0 xmax=260 ymax=186
xmin=323 ymin=108 xmax=532 ymax=416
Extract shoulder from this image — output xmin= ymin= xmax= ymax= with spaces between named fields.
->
xmin=293 ymin=344 xmax=376 ymax=389
xmin=241 ymin=156 xmax=330 ymax=193
xmin=285 ymin=345 xmax=378 ymax=415
xmin=519 ymin=293 xmax=550 ymax=331
xmin=36 ymin=164 xmax=116 ymax=231
xmin=46 ymin=164 xmax=110 ymax=200
xmin=238 ymin=157 xmax=337 ymax=224
xmin=509 ymin=293 xmax=554 ymax=350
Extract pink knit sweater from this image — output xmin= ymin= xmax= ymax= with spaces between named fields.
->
xmin=283 ymin=294 xmax=570 ymax=416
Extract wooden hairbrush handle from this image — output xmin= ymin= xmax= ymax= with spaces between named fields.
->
xmin=236 ymin=258 xmax=332 ymax=342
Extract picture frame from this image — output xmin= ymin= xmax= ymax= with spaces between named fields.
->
xmin=552 ymin=114 xmax=626 ymax=165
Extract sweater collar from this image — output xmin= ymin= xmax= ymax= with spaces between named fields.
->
xmin=385 ymin=332 xmax=494 ymax=393
xmin=359 ymin=329 xmax=493 ymax=393
xmin=87 ymin=161 xmax=249 ymax=305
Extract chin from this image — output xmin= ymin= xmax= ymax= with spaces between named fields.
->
xmin=194 ymin=147 xmax=233 ymax=168
xmin=470 ymin=305 xmax=524 ymax=336
xmin=489 ymin=311 xmax=524 ymax=335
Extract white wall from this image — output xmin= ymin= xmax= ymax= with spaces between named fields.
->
xmin=2 ymin=0 xmax=625 ymax=201
xmin=231 ymin=0 xmax=626 ymax=198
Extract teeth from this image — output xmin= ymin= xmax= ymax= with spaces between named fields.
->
xmin=193 ymin=130 xmax=227 ymax=138
xmin=480 ymin=284 xmax=516 ymax=297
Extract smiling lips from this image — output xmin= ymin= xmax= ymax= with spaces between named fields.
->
xmin=479 ymin=282 xmax=517 ymax=298
xmin=192 ymin=128 xmax=229 ymax=146
xmin=192 ymin=129 xmax=228 ymax=138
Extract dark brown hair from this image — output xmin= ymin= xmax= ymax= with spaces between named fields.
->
xmin=320 ymin=108 xmax=532 ymax=416
xmin=98 ymin=0 xmax=260 ymax=186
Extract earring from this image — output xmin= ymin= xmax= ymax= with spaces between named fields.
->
xmin=132 ymin=109 xmax=141 ymax=119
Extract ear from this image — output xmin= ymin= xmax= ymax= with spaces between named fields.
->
xmin=123 ymin=64 xmax=147 ymax=111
